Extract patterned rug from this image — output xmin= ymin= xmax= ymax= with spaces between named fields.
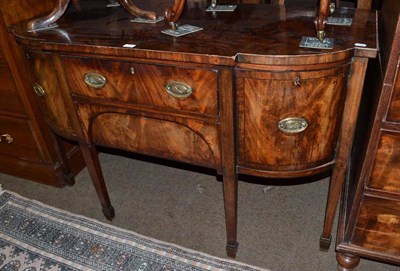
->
xmin=0 ymin=188 xmax=269 ymax=271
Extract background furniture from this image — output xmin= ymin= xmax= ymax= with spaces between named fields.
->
xmin=0 ymin=0 xmax=84 ymax=186
xmin=336 ymin=0 xmax=400 ymax=270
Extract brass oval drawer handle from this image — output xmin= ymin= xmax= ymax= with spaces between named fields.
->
xmin=0 ymin=134 xmax=13 ymax=144
xmin=165 ymin=81 xmax=193 ymax=99
xmin=84 ymin=72 xmax=107 ymax=89
xmin=33 ymin=83 xmax=46 ymax=97
xmin=278 ymin=117 xmax=308 ymax=134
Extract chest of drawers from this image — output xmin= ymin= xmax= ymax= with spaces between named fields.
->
xmin=336 ymin=0 xmax=400 ymax=269
xmin=13 ymin=1 xmax=377 ymax=258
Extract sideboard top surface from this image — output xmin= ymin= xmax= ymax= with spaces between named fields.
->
xmin=12 ymin=2 xmax=378 ymax=65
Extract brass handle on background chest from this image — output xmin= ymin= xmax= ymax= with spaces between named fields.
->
xmin=165 ymin=81 xmax=193 ymax=99
xmin=84 ymin=72 xmax=107 ymax=89
xmin=33 ymin=83 xmax=46 ymax=97
xmin=277 ymin=117 xmax=308 ymax=134
xmin=0 ymin=134 xmax=13 ymax=144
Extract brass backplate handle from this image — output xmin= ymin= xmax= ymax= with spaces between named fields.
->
xmin=33 ymin=83 xmax=46 ymax=97
xmin=0 ymin=134 xmax=13 ymax=144
xmin=278 ymin=117 xmax=308 ymax=134
xmin=165 ymin=81 xmax=193 ymax=99
xmin=84 ymin=72 xmax=107 ymax=89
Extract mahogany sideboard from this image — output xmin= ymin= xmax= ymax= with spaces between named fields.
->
xmin=0 ymin=0 xmax=84 ymax=186
xmin=12 ymin=0 xmax=377 ymax=257
xmin=336 ymin=0 xmax=400 ymax=270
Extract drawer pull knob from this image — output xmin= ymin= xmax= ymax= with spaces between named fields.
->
xmin=165 ymin=81 xmax=193 ymax=99
xmin=294 ymin=77 xmax=301 ymax=87
xmin=84 ymin=72 xmax=107 ymax=89
xmin=0 ymin=134 xmax=13 ymax=144
xmin=33 ymin=83 xmax=46 ymax=97
xmin=278 ymin=117 xmax=308 ymax=134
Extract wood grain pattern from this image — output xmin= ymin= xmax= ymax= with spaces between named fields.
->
xmin=0 ymin=0 xmax=85 ymax=186
xmin=91 ymin=113 xmax=217 ymax=169
xmin=351 ymin=196 xmax=400 ymax=256
xmin=12 ymin=3 xmax=377 ymax=65
xmin=368 ymin=132 xmax=400 ymax=194
xmin=63 ymin=57 xmax=219 ymax=116
xmin=74 ymin=103 xmax=221 ymax=169
xmin=11 ymin=1 xmax=378 ymax=259
xmin=335 ymin=0 xmax=400 ymax=269
xmin=321 ymin=57 xmax=369 ymax=250
xmin=217 ymin=67 xmax=238 ymax=257
xmin=237 ymin=63 xmax=349 ymax=172
xmin=28 ymin=51 xmax=75 ymax=137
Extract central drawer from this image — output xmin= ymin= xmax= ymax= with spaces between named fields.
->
xmin=62 ymin=57 xmax=219 ymax=116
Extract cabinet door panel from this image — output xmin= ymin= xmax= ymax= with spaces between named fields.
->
xmin=237 ymin=64 xmax=350 ymax=171
xmin=27 ymin=51 xmax=75 ymax=137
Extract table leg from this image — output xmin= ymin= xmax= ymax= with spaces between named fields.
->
xmin=219 ymin=68 xmax=238 ymax=258
xmin=80 ymin=144 xmax=115 ymax=221
xmin=320 ymin=57 xmax=369 ymax=250
xmin=337 ymin=253 xmax=360 ymax=271
xmin=223 ymin=173 xmax=238 ymax=258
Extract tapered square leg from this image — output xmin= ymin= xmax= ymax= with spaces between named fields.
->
xmin=80 ymin=144 xmax=115 ymax=221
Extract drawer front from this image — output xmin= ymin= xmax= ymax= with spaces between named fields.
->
xmin=63 ymin=57 xmax=219 ymax=116
xmin=90 ymin=113 xmax=218 ymax=169
xmin=0 ymin=65 xmax=26 ymax=115
xmin=368 ymin=131 xmax=400 ymax=194
xmin=0 ymin=115 xmax=41 ymax=161
xmin=352 ymin=196 xmax=400 ymax=256
xmin=237 ymin=64 xmax=350 ymax=171
xmin=387 ymin=64 xmax=400 ymax=122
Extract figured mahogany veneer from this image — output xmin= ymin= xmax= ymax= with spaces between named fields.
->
xmin=64 ymin=57 xmax=219 ymax=116
xmin=13 ymin=0 xmax=377 ymax=259
xmin=369 ymin=132 xmax=400 ymax=194
xmin=237 ymin=63 xmax=349 ymax=174
xmin=352 ymin=197 xmax=400 ymax=255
